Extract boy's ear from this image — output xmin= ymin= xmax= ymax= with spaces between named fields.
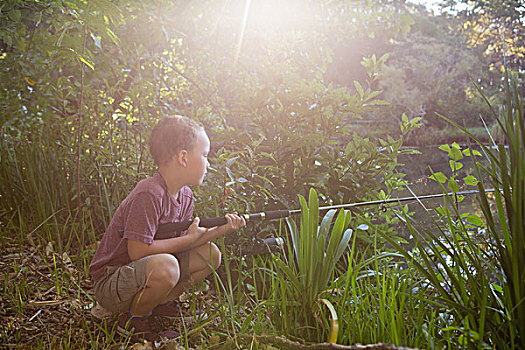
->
xmin=176 ymin=150 xmax=188 ymax=167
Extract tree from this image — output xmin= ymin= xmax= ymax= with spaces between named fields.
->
xmin=441 ymin=0 xmax=525 ymax=72
xmin=364 ymin=3 xmax=501 ymax=144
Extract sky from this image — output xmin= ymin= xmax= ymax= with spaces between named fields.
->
xmin=407 ymin=0 xmax=444 ymax=14
xmin=407 ymin=0 xmax=470 ymax=15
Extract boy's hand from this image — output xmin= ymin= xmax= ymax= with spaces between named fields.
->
xmin=187 ymin=217 xmax=208 ymax=242
xmin=186 ymin=213 xmax=245 ymax=248
xmin=223 ymin=212 xmax=246 ymax=233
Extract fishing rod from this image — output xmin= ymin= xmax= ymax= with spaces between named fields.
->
xmin=157 ymin=188 xmax=495 ymax=234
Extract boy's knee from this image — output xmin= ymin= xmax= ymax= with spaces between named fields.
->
xmin=148 ymin=254 xmax=180 ymax=289
xmin=210 ymin=243 xmax=221 ymax=269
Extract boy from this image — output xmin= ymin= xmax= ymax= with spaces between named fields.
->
xmin=89 ymin=115 xmax=245 ymax=341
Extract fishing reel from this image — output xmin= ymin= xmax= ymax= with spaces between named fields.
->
xmin=243 ymin=236 xmax=285 ymax=257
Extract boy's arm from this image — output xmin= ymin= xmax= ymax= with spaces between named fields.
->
xmin=127 ymin=213 xmax=245 ymax=261
xmin=190 ymin=213 xmax=245 ymax=247
xmin=128 ymin=233 xmax=196 ymax=261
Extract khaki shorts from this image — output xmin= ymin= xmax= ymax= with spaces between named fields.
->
xmin=93 ymin=252 xmax=190 ymax=314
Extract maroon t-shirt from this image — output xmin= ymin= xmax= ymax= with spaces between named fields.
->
xmin=89 ymin=173 xmax=193 ymax=281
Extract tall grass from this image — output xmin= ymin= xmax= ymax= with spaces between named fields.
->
xmin=0 ymin=131 xmax=75 ymax=251
xmin=471 ymin=78 xmax=525 ymax=348
xmin=0 ymin=124 xmax=142 ymax=265
xmin=330 ymin=236 xmax=440 ymax=348
xmin=380 ymin=75 xmax=524 ymax=348
xmin=0 ymin=126 xmax=139 ymax=347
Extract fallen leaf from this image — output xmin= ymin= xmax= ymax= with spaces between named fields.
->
xmin=129 ymin=342 xmax=154 ymax=350
xmin=61 ymin=252 xmax=77 ymax=275
xmin=24 ymin=76 xmax=37 ymax=86
xmin=45 ymin=242 xmax=54 ymax=257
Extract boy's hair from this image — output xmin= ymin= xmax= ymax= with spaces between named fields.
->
xmin=149 ymin=115 xmax=204 ymax=166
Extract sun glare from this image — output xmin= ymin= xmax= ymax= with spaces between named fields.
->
xmin=235 ymin=0 xmax=316 ymax=63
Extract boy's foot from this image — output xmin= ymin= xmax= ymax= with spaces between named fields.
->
xmin=152 ymin=301 xmax=181 ymax=319
xmin=152 ymin=301 xmax=206 ymax=321
xmin=117 ymin=313 xmax=179 ymax=341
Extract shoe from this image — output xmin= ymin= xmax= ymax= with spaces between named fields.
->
xmin=117 ymin=313 xmax=179 ymax=341
xmin=151 ymin=301 xmax=181 ymax=318
xmin=152 ymin=301 xmax=206 ymax=321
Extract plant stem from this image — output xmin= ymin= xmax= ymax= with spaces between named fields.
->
xmin=76 ymin=24 xmax=87 ymax=246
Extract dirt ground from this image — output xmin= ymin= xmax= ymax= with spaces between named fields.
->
xmin=0 ymin=237 xmax=214 ymax=349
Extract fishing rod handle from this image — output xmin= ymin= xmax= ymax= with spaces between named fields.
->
xmin=157 ymin=217 xmax=226 ymax=233
xmin=156 ymin=210 xmax=291 ymax=234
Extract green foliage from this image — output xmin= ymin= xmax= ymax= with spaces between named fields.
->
xmin=0 ymin=0 xmax=418 ymax=246
xmin=251 ymin=189 xmax=445 ymax=347
xmin=332 ymin=249 xmax=440 ymax=347
xmin=369 ymin=4 xmax=517 ymax=145
xmin=2 ymin=0 xmax=489 ymax=348
xmin=442 ymin=0 xmax=525 ymax=72
xmin=465 ymin=76 xmax=525 ymax=348
xmin=378 ymin=31 xmax=490 ymax=131
xmin=267 ymin=188 xmax=352 ymax=341
xmin=0 ymin=0 xmax=161 ymax=256
xmin=381 ymin=74 xmax=525 ymax=348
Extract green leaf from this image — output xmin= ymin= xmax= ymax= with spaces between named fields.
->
xmin=430 ymin=172 xmax=447 ymax=184
xmin=353 ymin=81 xmax=364 ymax=98
xmin=447 ymin=178 xmax=460 ymax=192
xmin=335 ymin=228 xmax=353 ymax=262
xmin=79 ymin=56 xmax=95 ymax=70
xmin=463 ymin=175 xmax=478 ymax=186
xmin=318 ymin=298 xmax=339 ymax=343
xmin=466 ymin=214 xmax=484 ymax=226
xmin=491 ymin=283 xmax=503 ymax=294
xmin=319 ymin=209 xmax=337 ymax=241
xmin=363 ymin=90 xmax=381 ymax=102
xmin=91 ymin=33 xmax=102 ymax=49
xmin=367 ymin=99 xmax=389 ymax=105
xmin=439 ymin=144 xmax=451 ymax=152
xmin=377 ymin=52 xmax=390 ymax=65
xmin=225 ymin=156 xmax=239 ymax=167
xmin=448 ymin=146 xmax=464 ymax=161
xmin=226 ymin=167 xmax=234 ymax=182
xmin=449 ymin=160 xmax=463 ymax=171
xmin=326 ymin=210 xmax=346 ymax=257
xmin=411 ymin=117 xmax=422 ymax=125
xmin=308 ymin=188 xmax=319 ymax=240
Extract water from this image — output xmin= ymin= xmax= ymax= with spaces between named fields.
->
xmin=393 ymin=144 xmax=491 ymax=239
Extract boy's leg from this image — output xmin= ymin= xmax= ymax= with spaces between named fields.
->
xmin=161 ymin=242 xmax=221 ymax=303
xmin=94 ymin=253 xmax=182 ymax=340
xmin=129 ymin=253 xmax=181 ymax=316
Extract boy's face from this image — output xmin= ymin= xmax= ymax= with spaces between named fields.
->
xmin=185 ymin=129 xmax=210 ymax=186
